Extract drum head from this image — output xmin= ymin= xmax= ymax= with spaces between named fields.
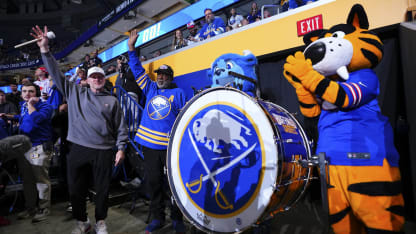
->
xmin=167 ymin=88 xmax=278 ymax=233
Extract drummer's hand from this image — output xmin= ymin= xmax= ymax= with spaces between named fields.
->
xmin=31 ymin=25 xmax=49 ymax=53
xmin=128 ymin=29 xmax=139 ymax=51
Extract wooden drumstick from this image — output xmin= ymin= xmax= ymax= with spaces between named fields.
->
xmin=14 ymin=31 xmax=56 ymax=49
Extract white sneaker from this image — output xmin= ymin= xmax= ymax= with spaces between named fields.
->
xmin=95 ymin=220 xmax=108 ymax=234
xmin=71 ymin=219 xmax=92 ymax=234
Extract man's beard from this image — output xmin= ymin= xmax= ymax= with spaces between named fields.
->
xmin=157 ymin=80 xmax=171 ymax=89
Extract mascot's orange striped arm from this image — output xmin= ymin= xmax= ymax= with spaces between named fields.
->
xmin=283 ymin=68 xmax=321 ymax=118
xmin=283 ymin=52 xmax=349 ymax=110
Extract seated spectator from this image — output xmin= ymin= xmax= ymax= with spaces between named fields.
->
xmin=0 ymin=90 xmax=17 ymax=114
xmin=195 ymin=8 xmax=226 ymax=41
xmin=90 ymin=50 xmax=103 ymax=68
xmin=288 ymin=0 xmax=316 ymax=10
xmin=16 ymin=83 xmax=53 ymax=223
xmin=240 ymin=18 xmax=250 ymax=27
xmin=139 ymin=55 xmax=147 ymax=62
xmin=106 ymin=65 xmax=117 ymax=75
xmin=172 ymin=29 xmax=188 ymax=50
xmin=153 ymin=50 xmax=162 ymax=58
xmin=22 ymin=77 xmax=34 ymax=86
xmin=263 ymin=9 xmax=271 ymax=19
xmin=34 ymin=67 xmax=51 ymax=99
xmin=80 ymin=54 xmax=91 ymax=71
xmin=228 ymin=8 xmax=244 ymax=29
xmin=6 ymin=82 xmax=23 ymax=110
xmin=186 ymin=21 xmax=200 ymax=45
xmin=246 ymin=2 xmax=262 ymax=23
xmin=65 ymin=72 xmax=73 ymax=80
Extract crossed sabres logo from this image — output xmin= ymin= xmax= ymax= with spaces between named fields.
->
xmin=184 ymin=109 xmax=258 ymax=211
xmin=148 ymin=96 xmax=171 ymax=120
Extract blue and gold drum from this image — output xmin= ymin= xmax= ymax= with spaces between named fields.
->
xmin=167 ymin=87 xmax=312 ymax=233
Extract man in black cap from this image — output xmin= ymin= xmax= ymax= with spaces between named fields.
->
xmin=127 ymin=29 xmax=186 ymax=234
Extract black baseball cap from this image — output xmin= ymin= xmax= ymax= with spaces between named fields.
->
xmin=154 ymin=64 xmax=174 ymax=77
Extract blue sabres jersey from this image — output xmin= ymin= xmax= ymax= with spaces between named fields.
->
xmin=128 ymin=51 xmax=186 ymax=150
xmin=316 ymin=69 xmax=399 ymax=166
xmin=197 ymin=17 xmax=226 ymax=40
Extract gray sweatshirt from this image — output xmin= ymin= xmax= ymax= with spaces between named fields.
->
xmin=41 ymin=52 xmax=128 ymax=150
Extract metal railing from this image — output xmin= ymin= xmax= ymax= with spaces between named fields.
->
xmin=114 ymin=85 xmax=145 ymax=159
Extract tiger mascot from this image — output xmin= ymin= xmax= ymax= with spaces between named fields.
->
xmin=283 ymin=4 xmax=404 ymax=233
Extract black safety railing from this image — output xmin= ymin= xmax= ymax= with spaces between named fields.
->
xmin=113 ymin=85 xmax=144 ymax=159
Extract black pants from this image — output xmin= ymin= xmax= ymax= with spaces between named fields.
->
xmin=142 ymin=146 xmax=182 ymax=222
xmin=67 ymin=143 xmax=113 ymax=222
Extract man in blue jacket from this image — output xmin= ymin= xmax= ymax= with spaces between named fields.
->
xmin=195 ymin=8 xmax=226 ymax=41
xmin=128 ymin=29 xmax=186 ymax=234
xmin=18 ymin=83 xmax=53 ymax=223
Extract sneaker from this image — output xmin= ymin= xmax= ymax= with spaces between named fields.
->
xmin=17 ymin=208 xmax=36 ymax=220
xmin=66 ymin=203 xmax=73 ymax=213
xmin=71 ymin=219 xmax=92 ymax=234
xmin=32 ymin=208 xmax=50 ymax=223
xmin=95 ymin=220 xmax=108 ymax=234
xmin=145 ymin=219 xmax=164 ymax=233
xmin=172 ymin=220 xmax=186 ymax=234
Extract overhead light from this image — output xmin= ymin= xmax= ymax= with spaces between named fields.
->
xmin=71 ymin=0 xmax=82 ymax=4
xmin=124 ymin=10 xmax=136 ymax=20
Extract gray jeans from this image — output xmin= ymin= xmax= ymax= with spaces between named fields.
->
xmin=25 ymin=144 xmax=53 ymax=209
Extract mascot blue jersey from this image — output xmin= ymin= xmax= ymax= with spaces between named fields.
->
xmin=316 ymin=69 xmax=399 ymax=166
xmin=197 ymin=17 xmax=226 ymax=40
xmin=128 ymin=51 xmax=186 ymax=150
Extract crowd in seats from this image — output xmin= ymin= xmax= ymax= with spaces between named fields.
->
xmin=168 ymin=1 xmax=319 ymax=52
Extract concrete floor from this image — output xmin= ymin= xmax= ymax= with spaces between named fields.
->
xmin=1 ymin=186 xmax=414 ymax=234
xmin=0 ymin=190 xmax=330 ymax=234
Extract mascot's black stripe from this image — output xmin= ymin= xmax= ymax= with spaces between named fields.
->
xmin=291 ymin=75 xmax=301 ymax=83
xmin=347 ymin=181 xmax=402 ymax=196
xmin=315 ymin=78 xmax=330 ymax=97
xmin=366 ymin=227 xmax=402 ymax=234
xmin=334 ymin=86 xmax=346 ymax=108
xmin=359 ymin=37 xmax=384 ymax=54
xmin=299 ymin=101 xmax=316 ymax=108
xmin=386 ymin=205 xmax=405 ymax=217
xmin=329 ymin=206 xmax=351 ymax=225
xmin=361 ymin=48 xmax=379 ymax=68
xmin=361 ymin=30 xmax=378 ymax=36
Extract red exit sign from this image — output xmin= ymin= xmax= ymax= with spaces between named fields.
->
xmin=297 ymin=14 xmax=323 ymax=37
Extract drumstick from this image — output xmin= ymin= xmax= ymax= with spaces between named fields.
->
xmin=14 ymin=31 xmax=56 ymax=49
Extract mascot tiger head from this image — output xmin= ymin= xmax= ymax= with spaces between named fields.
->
xmin=302 ymin=4 xmax=383 ymax=80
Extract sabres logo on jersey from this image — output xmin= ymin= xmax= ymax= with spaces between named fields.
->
xmin=148 ymin=95 xmax=171 ymax=120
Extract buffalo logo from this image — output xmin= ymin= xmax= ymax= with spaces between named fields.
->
xmin=178 ymin=104 xmax=262 ymax=216
xmin=147 ymin=95 xmax=171 ymax=120
xmin=192 ymin=110 xmax=252 ymax=153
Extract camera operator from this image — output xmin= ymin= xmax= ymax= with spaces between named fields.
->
xmin=115 ymin=55 xmax=145 ymax=108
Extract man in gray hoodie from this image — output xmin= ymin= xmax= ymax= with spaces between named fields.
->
xmin=32 ymin=25 xmax=128 ymax=234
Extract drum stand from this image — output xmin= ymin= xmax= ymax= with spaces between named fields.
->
xmin=298 ymin=152 xmax=329 ymax=216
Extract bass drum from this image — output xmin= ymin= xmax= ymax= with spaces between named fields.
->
xmin=167 ymin=87 xmax=311 ymax=233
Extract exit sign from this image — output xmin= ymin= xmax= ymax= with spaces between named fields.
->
xmin=297 ymin=14 xmax=323 ymax=37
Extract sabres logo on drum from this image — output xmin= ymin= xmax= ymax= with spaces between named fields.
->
xmin=147 ymin=95 xmax=171 ymax=120
xmin=192 ymin=109 xmax=251 ymax=154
